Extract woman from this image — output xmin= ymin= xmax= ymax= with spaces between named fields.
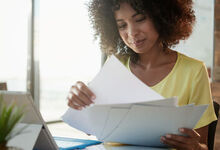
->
xmin=67 ymin=0 xmax=217 ymax=149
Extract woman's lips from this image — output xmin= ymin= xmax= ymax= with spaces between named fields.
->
xmin=132 ymin=39 xmax=146 ymax=47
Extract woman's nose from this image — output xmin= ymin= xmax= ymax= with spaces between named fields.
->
xmin=127 ymin=24 xmax=139 ymax=37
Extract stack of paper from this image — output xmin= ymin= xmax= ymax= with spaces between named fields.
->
xmin=85 ymin=144 xmax=169 ymax=150
xmin=62 ymin=56 xmax=208 ymax=148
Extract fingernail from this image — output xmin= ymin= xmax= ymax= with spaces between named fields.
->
xmin=166 ymin=134 xmax=171 ymax=138
xmin=90 ymin=104 xmax=94 ymax=107
xmin=91 ymin=95 xmax=96 ymax=100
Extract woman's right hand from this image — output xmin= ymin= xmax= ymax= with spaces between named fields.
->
xmin=67 ymin=81 xmax=96 ymax=110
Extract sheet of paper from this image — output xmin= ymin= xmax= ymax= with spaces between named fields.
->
xmin=104 ymin=104 xmax=206 ymax=147
xmin=88 ymin=55 xmax=163 ymax=105
xmin=85 ymin=144 xmax=169 ymax=150
xmin=7 ymin=123 xmax=42 ymax=150
xmin=62 ymin=108 xmax=95 ymax=135
xmin=85 ymin=144 xmax=107 ymax=150
xmin=135 ymin=97 xmax=178 ymax=107
xmin=62 ymin=106 xmax=111 ymax=137
xmin=106 ymin=146 xmax=169 ymax=150
xmin=100 ymin=108 xmax=130 ymax=140
xmin=186 ymin=104 xmax=208 ymax=127
xmin=62 ymin=97 xmax=178 ymax=138
xmin=99 ymin=97 xmax=178 ymax=108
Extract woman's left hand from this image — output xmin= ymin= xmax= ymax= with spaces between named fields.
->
xmin=160 ymin=128 xmax=202 ymax=150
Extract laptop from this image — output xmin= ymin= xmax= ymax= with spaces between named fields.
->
xmin=0 ymin=91 xmax=101 ymax=150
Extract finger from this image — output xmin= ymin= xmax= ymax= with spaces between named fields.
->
xmin=71 ymin=86 xmax=93 ymax=105
xmin=179 ymin=128 xmax=200 ymax=139
xmin=165 ymin=134 xmax=191 ymax=144
xmin=161 ymin=136 xmax=188 ymax=149
xmin=70 ymin=93 xmax=87 ymax=107
xmin=67 ymin=99 xmax=82 ymax=110
xmin=68 ymin=87 xmax=87 ymax=107
xmin=76 ymin=81 xmax=96 ymax=101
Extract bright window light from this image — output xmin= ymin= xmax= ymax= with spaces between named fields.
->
xmin=37 ymin=0 xmax=101 ymax=121
xmin=0 ymin=0 xmax=29 ymax=91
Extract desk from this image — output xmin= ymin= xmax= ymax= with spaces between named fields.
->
xmin=47 ymin=122 xmax=170 ymax=150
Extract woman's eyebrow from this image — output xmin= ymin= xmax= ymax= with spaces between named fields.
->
xmin=116 ymin=19 xmax=123 ymax=22
xmin=115 ymin=13 xmax=141 ymax=22
xmin=132 ymin=13 xmax=140 ymax=18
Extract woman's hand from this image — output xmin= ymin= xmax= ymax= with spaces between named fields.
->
xmin=160 ymin=128 xmax=207 ymax=150
xmin=67 ymin=81 xmax=96 ymax=110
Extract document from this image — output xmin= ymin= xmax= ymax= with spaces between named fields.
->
xmin=62 ymin=106 xmax=112 ymax=137
xmin=62 ymin=55 xmax=208 ymax=148
xmin=85 ymin=144 xmax=170 ymax=150
xmin=88 ymin=55 xmax=163 ymax=105
xmin=62 ymin=97 xmax=178 ymax=138
xmin=102 ymin=104 xmax=207 ymax=147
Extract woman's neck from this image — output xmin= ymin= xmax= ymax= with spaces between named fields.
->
xmin=136 ymin=43 xmax=165 ymax=70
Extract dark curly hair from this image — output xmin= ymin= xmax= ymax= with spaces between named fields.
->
xmin=87 ymin=0 xmax=195 ymax=62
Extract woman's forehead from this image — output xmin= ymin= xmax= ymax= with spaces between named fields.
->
xmin=114 ymin=2 xmax=137 ymax=19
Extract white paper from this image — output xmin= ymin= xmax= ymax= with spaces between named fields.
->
xmin=62 ymin=99 xmax=207 ymax=147
xmin=104 ymin=104 xmax=207 ymax=147
xmin=62 ymin=106 xmax=111 ymax=137
xmin=85 ymin=144 xmax=169 ymax=150
xmin=100 ymin=108 xmax=130 ymax=140
xmin=186 ymin=104 xmax=208 ymax=127
xmin=62 ymin=97 xmax=177 ymax=138
xmin=106 ymin=146 xmax=169 ymax=150
xmin=88 ymin=55 xmax=163 ymax=105
xmin=85 ymin=144 xmax=106 ymax=150
xmin=99 ymin=97 xmax=178 ymax=108
xmin=134 ymin=97 xmax=178 ymax=107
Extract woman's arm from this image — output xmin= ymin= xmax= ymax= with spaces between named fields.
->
xmin=160 ymin=126 xmax=209 ymax=150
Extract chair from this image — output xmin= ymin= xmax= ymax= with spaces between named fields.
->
xmin=208 ymin=101 xmax=219 ymax=150
xmin=0 ymin=82 xmax=7 ymax=90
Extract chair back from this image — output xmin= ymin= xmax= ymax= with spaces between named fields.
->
xmin=208 ymin=101 xmax=219 ymax=150
xmin=0 ymin=82 xmax=7 ymax=90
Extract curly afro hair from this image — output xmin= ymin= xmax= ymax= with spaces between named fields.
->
xmin=88 ymin=0 xmax=195 ymax=62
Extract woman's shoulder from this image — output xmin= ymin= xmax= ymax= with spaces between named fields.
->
xmin=178 ymin=52 xmax=205 ymax=70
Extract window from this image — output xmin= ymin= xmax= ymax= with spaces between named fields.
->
xmin=37 ymin=0 xmax=101 ymax=121
xmin=0 ymin=0 xmax=30 ymax=91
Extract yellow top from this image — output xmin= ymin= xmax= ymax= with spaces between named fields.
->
xmin=120 ymin=52 xmax=217 ymax=129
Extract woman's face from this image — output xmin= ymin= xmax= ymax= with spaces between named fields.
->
xmin=114 ymin=3 xmax=160 ymax=54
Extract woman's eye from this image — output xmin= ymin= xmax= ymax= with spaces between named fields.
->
xmin=136 ymin=16 xmax=146 ymax=22
xmin=118 ymin=24 xmax=126 ymax=29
